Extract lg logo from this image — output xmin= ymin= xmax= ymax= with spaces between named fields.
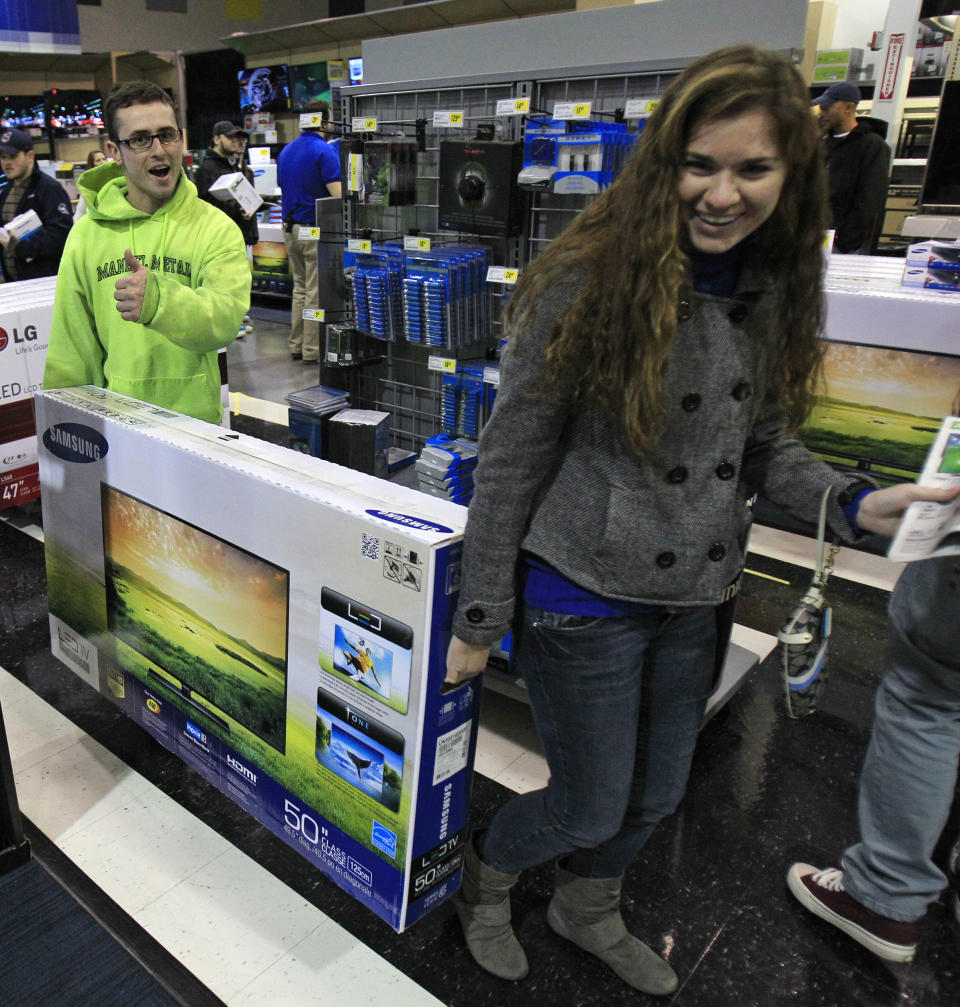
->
xmin=0 ymin=325 xmax=37 ymax=350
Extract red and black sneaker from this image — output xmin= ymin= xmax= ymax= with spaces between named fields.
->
xmin=787 ymin=863 xmax=917 ymax=963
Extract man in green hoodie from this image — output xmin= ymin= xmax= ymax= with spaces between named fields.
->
xmin=42 ymin=81 xmax=251 ymax=424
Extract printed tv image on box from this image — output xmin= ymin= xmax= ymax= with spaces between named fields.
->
xmin=101 ymin=484 xmax=290 ymax=754
xmin=801 ymin=342 xmax=960 ymax=483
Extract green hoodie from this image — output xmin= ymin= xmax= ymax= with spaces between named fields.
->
xmin=43 ymin=161 xmax=250 ymax=424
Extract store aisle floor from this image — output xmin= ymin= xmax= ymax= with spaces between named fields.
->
xmin=2 ymin=309 xmax=958 ymax=1005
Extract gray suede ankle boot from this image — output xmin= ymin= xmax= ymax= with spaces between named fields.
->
xmin=547 ymin=868 xmax=678 ymax=996
xmin=454 ymin=835 xmax=529 ymax=981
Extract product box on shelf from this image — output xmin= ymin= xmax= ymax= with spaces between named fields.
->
xmin=438 ymin=140 xmax=524 ymax=237
xmin=0 ymin=275 xmax=56 ymax=508
xmin=37 ymin=386 xmax=477 ymax=931
xmin=327 ymin=408 xmax=391 ymax=477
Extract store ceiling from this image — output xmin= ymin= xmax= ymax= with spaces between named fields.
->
xmin=221 ymin=0 xmax=577 ymax=57
xmin=0 ymin=50 xmax=173 ymax=75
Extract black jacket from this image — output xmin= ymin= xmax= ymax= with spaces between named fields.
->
xmin=194 ymin=149 xmax=261 ymax=246
xmin=0 ymin=164 xmax=73 ymax=281
xmin=824 ymin=123 xmax=891 ymax=254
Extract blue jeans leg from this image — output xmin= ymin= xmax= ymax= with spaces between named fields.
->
xmin=842 ymin=557 xmax=960 ymax=922
xmin=480 ymin=604 xmax=717 ymax=878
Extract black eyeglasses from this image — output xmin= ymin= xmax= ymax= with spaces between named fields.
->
xmin=117 ymin=128 xmax=183 ymax=152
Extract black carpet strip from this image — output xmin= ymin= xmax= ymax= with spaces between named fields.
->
xmin=1 ymin=823 xmax=225 ymax=1007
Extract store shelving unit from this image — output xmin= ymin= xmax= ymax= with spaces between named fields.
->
xmin=337 ymin=63 xmax=683 ymax=450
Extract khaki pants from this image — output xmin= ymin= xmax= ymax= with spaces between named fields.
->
xmin=283 ymin=227 xmax=319 ymax=360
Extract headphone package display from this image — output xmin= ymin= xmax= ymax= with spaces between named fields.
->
xmin=362 ymin=140 xmax=418 ymax=206
xmin=438 ymin=140 xmax=524 ymax=237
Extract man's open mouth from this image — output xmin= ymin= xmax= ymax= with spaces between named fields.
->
xmin=149 ymin=165 xmax=171 ymax=179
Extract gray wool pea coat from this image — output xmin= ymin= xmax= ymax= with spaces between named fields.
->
xmin=451 ymin=269 xmax=867 ymax=648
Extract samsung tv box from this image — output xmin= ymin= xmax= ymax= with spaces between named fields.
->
xmin=36 ymin=386 xmax=478 ymax=931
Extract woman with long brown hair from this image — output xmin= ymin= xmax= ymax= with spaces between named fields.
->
xmin=444 ymin=44 xmax=956 ymax=994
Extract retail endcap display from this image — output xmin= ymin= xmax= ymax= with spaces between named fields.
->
xmin=36 ymin=385 xmax=475 ymax=932
xmin=0 ymin=274 xmax=56 ymax=508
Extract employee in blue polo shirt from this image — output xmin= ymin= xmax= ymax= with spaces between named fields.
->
xmin=276 ymin=100 xmax=341 ymax=362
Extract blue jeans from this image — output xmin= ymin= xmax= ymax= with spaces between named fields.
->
xmin=843 ymin=557 xmax=960 ymax=922
xmin=480 ymin=603 xmax=717 ymax=878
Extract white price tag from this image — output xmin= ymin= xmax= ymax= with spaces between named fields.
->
xmin=433 ymin=110 xmax=464 ymax=127
xmin=404 ymin=235 xmax=432 ymax=251
xmin=553 ymin=101 xmax=592 ymax=120
xmin=299 ymin=113 xmax=327 ymax=129
xmin=496 ymin=98 xmax=531 ymax=116
xmin=347 ymin=238 xmax=373 ymax=253
xmin=302 ymin=308 xmax=326 ymax=321
xmin=428 ymin=356 xmax=457 ymax=373
xmin=486 ymin=266 xmax=519 ymax=285
xmin=483 ymin=366 xmax=500 ymax=387
xmin=623 ymin=99 xmax=649 ymax=119
xmin=351 ymin=116 xmax=378 ymax=133
xmin=297 ymin=227 xmax=321 ymax=240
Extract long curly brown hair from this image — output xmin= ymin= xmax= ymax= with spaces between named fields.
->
xmin=508 ymin=44 xmax=829 ymax=455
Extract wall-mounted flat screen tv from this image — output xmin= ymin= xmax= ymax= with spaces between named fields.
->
xmin=238 ymin=65 xmax=290 ymax=114
xmin=45 ymin=89 xmax=103 ymax=134
xmin=289 ymin=61 xmax=331 ymax=111
xmin=101 ymin=484 xmax=290 ymax=754
xmin=799 ymin=341 xmax=960 ymax=483
xmin=1 ymin=96 xmax=45 ymax=130
xmin=348 ymin=57 xmax=364 ymax=85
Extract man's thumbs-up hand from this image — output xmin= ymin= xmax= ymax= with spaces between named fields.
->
xmin=114 ymin=248 xmax=148 ymax=322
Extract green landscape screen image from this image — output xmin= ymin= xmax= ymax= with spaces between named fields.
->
xmin=800 ymin=343 xmax=960 ymax=482
xmin=101 ymin=485 xmax=290 ymax=752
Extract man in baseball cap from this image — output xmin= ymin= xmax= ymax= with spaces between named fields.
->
xmin=0 ymin=128 xmax=73 ymax=281
xmin=194 ymin=121 xmax=261 ymax=248
xmin=811 ymin=80 xmax=863 ymax=108
xmin=812 ymin=81 xmax=891 ymax=254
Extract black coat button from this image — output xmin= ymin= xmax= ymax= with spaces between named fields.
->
xmin=466 ymin=607 xmax=484 ymax=624
xmin=708 ymin=543 xmax=726 ymax=561
xmin=728 ymin=303 xmax=748 ymax=323
xmin=731 ymin=381 xmax=752 ymax=402
xmin=656 ymin=551 xmax=676 ymax=569
xmin=715 ymin=461 xmax=736 ymax=480
xmin=681 ymin=393 xmax=701 ymax=412
xmin=666 ymin=466 xmax=688 ymax=484
xmin=678 ymin=297 xmax=693 ymax=321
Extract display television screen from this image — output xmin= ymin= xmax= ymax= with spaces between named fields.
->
xmin=101 ymin=484 xmax=290 ymax=753
xmin=1 ymin=95 xmax=45 ymax=130
xmin=289 ymin=61 xmax=331 ymax=110
xmin=348 ymin=57 xmax=364 ymax=85
xmin=799 ymin=341 xmax=960 ymax=483
xmin=46 ymin=89 xmax=103 ymax=134
xmin=238 ymin=65 xmax=290 ymax=114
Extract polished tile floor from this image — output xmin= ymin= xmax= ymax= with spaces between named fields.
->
xmin=2 ymin=308 xmax=958 ymax=1005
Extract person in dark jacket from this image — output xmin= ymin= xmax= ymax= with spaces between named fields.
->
xmin=812 ymin=81 xmax=891 ymax=254
xmin=194 ymin=120 xmax=261 ymax=249
xmin=0 ymin=128 xmax=73 ymax=282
